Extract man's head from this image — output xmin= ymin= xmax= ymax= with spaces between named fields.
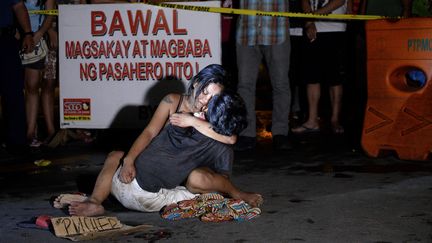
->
xmin=206 ymin=91 xmax=248 ymax=136
xmin=188 ymin=64 xmax=228 ymax=111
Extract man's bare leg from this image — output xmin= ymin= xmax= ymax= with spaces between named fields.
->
xmin=330 ymin=84 xmax=344 ymax=134
xmin=185 ymin=167 xmax=263 ymax=207
xmin=292 ymin=83 xmax=321 ymax=133
xmin=68 ymin=151 xmax=124 ymax=216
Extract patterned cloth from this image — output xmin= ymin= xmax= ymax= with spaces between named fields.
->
xmin=160 ymin=193 xmax=261 ymax=222
xmin=236 ymin=0 xmax=289 ymax=46
xmin=44 ymin=49 xmax=57 ymax=80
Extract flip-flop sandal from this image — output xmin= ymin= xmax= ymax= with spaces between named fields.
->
xmin=292 ymin=125 xmax=320 ymax=134
xmin=236 ymin=207 xmax=262 ymax=221
xmin=332 ymin=125 xmax=345 ymax=134
xmin=51 ymin=192 xmax=88 ymax=209
xmin=16 ymin=215 xmax=52 ymax=230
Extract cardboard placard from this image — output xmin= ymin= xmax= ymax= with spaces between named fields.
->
xmin=51 ymin=216 xmax=122 ymax=237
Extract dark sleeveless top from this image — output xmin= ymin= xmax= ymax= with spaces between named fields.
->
xmin=135 ymin=95 xmax=233 ymax=192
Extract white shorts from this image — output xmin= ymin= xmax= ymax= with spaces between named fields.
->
xmin=111 ymin=168 xmax=197 ymax=212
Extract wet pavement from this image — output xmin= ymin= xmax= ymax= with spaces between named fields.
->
xmin=0 ymin=128 xmax=431 ymax=242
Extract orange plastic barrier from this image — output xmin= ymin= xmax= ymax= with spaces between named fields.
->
xmin=361 ymin=18 xmax=432 ymax=161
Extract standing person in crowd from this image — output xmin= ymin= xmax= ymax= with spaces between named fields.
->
xmin=411 ymin=0 xmax=431 ymax=16
xmin=226 ymin=0 xmax=292 ymax=151
xmin=288 ymin=0 xmax=307 ymax=126
xmin=23 ymin=0 xmax=55 ymax=147
xmin=292 ymin=0 xmax=348 ymax=135
xmin=0 ymin=0 xmax=34 ymax=154
xmin=41 ymin=16 xmax=58 ymax=144
xmin=360 ymin=0 xmax=412 ymax=17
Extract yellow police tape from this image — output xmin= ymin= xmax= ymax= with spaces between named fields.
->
xmin=29 ymin=3 xmax=393 ymax=20
xmin=28 ymin=9 xmax=58 ymax=16
xmin=154 ymin=3 xmax=389 ymax=20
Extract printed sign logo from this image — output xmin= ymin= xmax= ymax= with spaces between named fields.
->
xmin=63 ymin=98 xmax=91 ymax=120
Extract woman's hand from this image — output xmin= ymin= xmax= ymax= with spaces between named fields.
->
xmin=119 ymin=158 xmax=136 ymax=184
xmin=223 ymin=0 xmax=232 ymax=8
xmin=304 ymin=22 xmax=317 ymax=42
xmin=33 ymin=30 xmax=43 ymax=44
xmin=47 ymin=29 xmax=58 ymax=49
xmin=169 ymin=113 xmax=197 ymax=128
xmin=21 ymin=35 xmax=34 ymax=53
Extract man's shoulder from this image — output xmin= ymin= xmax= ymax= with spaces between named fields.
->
xmin=165 ymin=93 xmax=182 ymax=99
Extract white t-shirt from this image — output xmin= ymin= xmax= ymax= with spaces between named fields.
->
xmin=310 ymin=0 xmax=347 ymax=32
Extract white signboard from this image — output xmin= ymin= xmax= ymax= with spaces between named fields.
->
xmin=59 ymin=2 xmax=221 ymax=128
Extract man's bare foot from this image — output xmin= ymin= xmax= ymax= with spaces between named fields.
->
xmin=331 ymin=121 xmax=344 ymax=134
xmin=53 ymin=193 xmax=87 ymax=209
xmin=68 ymin=201 xmax=105 ymax=216
xmin=237 ymin=192 xmax=264 ymax=208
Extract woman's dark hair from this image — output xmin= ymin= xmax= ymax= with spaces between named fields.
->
xmin=187 ymin=64 xmax=228 ymax=100
xmin=206 ymin=91 xmax=248 ymax=136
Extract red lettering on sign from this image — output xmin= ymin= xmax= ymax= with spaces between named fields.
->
xmin=91 ymin=9 xmax=187 ymax=36
xmin=109 ymin=10 xmax=127 ymax=36
xmin=91 ymin=11 xmax=107 ymax=36
xmin=128 ymin=10 xmax=152 ymax=35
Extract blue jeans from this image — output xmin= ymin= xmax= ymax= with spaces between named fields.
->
xmin=236 ymin=40 xmax=291 ymax=137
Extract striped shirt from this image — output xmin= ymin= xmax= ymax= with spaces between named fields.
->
xmin=236 ymin=0 xmax=290 ymax=46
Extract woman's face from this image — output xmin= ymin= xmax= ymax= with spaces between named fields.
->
xmin=194 ymin=83 xmax=223 ymax=111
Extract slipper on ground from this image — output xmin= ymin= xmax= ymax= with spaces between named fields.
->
xmin=292 ymin=125 xmax=320 ymax=134
xmin=332 ymin=125 xmax=345 ymax=134
xmin=16 ymin=215 xmax=52 ymax=230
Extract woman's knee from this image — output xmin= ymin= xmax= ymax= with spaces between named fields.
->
xmin=186 ymin=168 xmax=215 ymax=189
xmin=106 ymin=151 xmax=124 ymax=165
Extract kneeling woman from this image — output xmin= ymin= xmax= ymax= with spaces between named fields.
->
xmin=56 ymin=65 xmax=262 ymax=216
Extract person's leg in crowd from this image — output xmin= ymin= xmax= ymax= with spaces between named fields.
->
xmin=41 ymin=50 xmax=57 ymax=142
xmin=235 ymin=44 xmax=262 ymax=150
xmin=289 ymin=36 xmax=304 ymax=123
xmin=0 ymin=36 xmax=27 ymax=150
xmin=24 ymin=67 xmax=42 ymax=146
xmin=330 ymin=84 xmax=344 ymax=134
xmin=292 ymin=34 xmax=323 ymax=134
xmin=263 ymin=41 xmax=292 ymax=150
xmin=292 ymin=83 xmax=321 ymax=133
xmin=305 ymin=83 xmax=321 ymax=129
xmin=264 ymin=41 xmax=291 ymax=136
xmin=329 ymin=32 xmax=347 ymax=134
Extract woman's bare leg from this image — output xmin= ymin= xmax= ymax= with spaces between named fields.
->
xmin=292 ymin=83 xmax=321 ymax=133
xmin=330 ymin=84 xmax=344 ymax=133
xmin=24 ymin=68 xmax=41 ymax=142
xmin=186 ymin=167 xmax=263 ymax=207
xmin=69 ymin=151 xmax=124 ymax=216
xmin=41 ymin=77 xmax=56 ymax=140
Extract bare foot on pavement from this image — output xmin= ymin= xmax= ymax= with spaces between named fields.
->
xmin=53 ymin=193 xmax=87 ymax=209
xmin=238 ymin=192 xmax=264 ymax=208
xmin=68 ymin=201 xmax=105 ymax=216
